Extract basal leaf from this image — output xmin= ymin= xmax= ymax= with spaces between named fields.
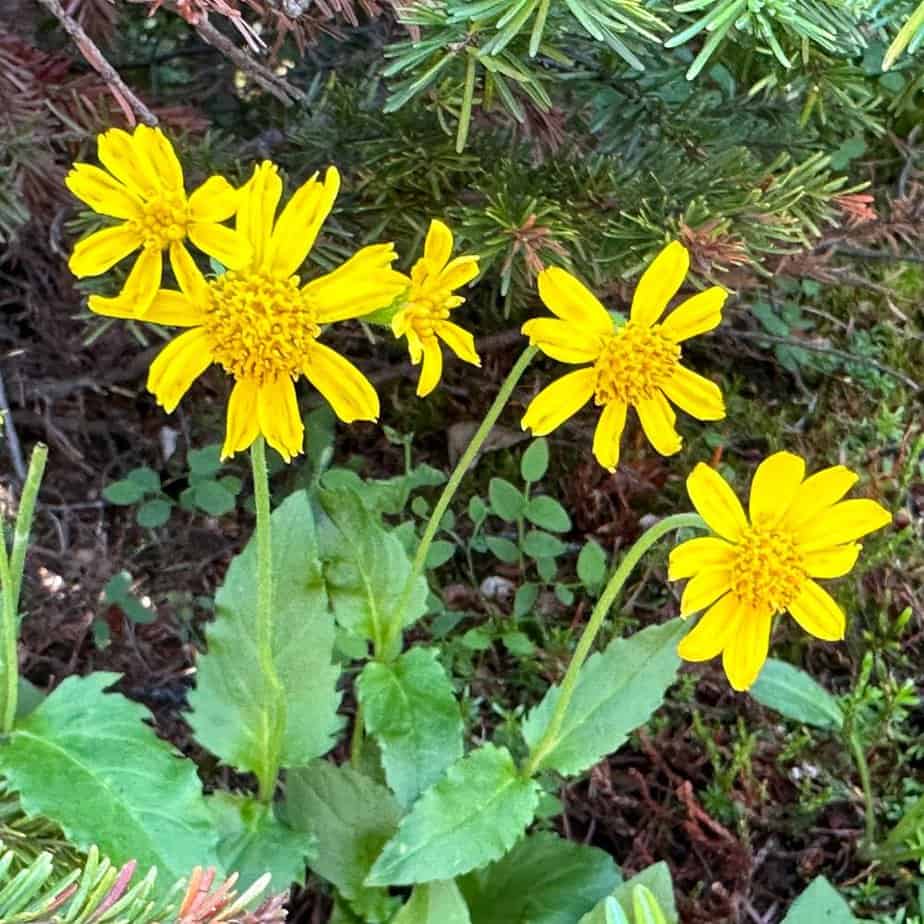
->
xmin=358 ymin=648 xmax=464 ymax=808
xmin=189 ymin=490 xmax=341 ymax=778
xmin=459 ymin=831 xmax=619 ymax=924
xmin=610 ymin=864 xmax=677 ymax=923
xmin=523 ymin=621 xmax=685 ymax=776
xmin=781 ymin=876 xmax=857 ymax=922
xmin=366 ymin=744 xmax=540 ymax=886
xmin=393 ymin=880 xmax=472 ymax=924
xmin=0 ymin=673 xmax=218 ymax=883
xmin=285 ymin=760 xmax=402 ymax=901
xmin=750 ymin=659 xmax=844 ymax=731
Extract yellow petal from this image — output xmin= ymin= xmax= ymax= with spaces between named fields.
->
xmin=668 ymin=536 xmax=735 ymax=580
xmin=69 ymin=223 xmax=141 ymax=277
xmin=788 ymin=580 xmax=846 ymax=641
xmin=405 ymin=328 xmax=423 ymax=364
xmin=66 ymin=164 xmax=142 ymax=219
xmin=522 ymin=317 xmax=604 ymax=364
xmin=87 ymin=248 xmax=163 ymax=318
xmin=188 ymin=222 xmax=251 ymax=271
xmin=591 ymin=401 xmax=627 ymax=472
xmin=796 ymin=498 xmax=891 ymax=550
xmin=677 ymin=593 xmax=741 ymax=662
xmin=536 ymin=267 xmax=612 ymax=336
xmin=237 ymin=161 xmax=282 ymax=271
xmin=438 ymin=322 xmax=480 ymax=366
xmin=147 ymin=328 xmax=213 ymax=413
xmin=521 ymin=367 xmax=595 ymax=436
xmin=222 ymin=378 xmax=261 ymax=459
xmin=659 ymin=287 xmax=726 ymax=342
xmin=391 ymin=306 xmax=411 ymax=339
xmin=660 ymin=364 xmax=725 ymax=422
xmin=631 ymin=241 xmax=690 ymax=328
xmin=267 ymin=166 xmax=340 ymax=278
xmin=135 ymin=125 xmax=184 ymax=191
xmin=417 ymin=337 xmax=443 ymax=397
xmin=686 ymin=463 xmax=748 ymax=541
xmin=781 ymin=465 xmax=859 ymax=532
xmin=636 ymin=391 xmax=682 ymax=456
xmin=189 ymin=176 xmax=239 ymax=223
xmin=722 ymin=604 xmax=772 ymax=691
xmin=304 ymin=341 xmax=379 ymax=423
xmin=748 ymin=451 xmax=806 ymax=527
xmin=438 ymin=255 xmax=479 ymax=291
xmin=424 ymin=219 xmax=453 ymax=270
xmin=97 ymin=128 xmax=159 ymax=197
xmin=309 ymin=244 xmax=406 ymax=322
xmin=169 ymin=242 xmax=210 ymax=304
xmin=801 ymin=543 xmax=861 ymax=579
xmin=257 ymin=376 xmax=303 ymax=462
xmin=680 ymin=569 xmax=731 ymax=616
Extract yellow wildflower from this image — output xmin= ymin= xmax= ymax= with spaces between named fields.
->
xmin=66 ymin=126 xmax=249 ymax=316
xmin=520 ymin=242 xmax=727 ymax=471
xmin=670 ymin=453 xmax=891 ymax=691
xmin=91 ymin=162 xmax=407 ymax=462
xmin=391 ymin=220 xmax=481 ymax=397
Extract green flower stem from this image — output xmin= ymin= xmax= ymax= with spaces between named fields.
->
xmin=379 ymin=346 xmax=537 ymax=659
xmin=850 ymin=731 xmax=877 ymax=851
xmin=250 ymin=437 xmax=286 ymax=802
xmin=1 ymin=443 xmax=48 ymax=734
xmin=522 ymin=511 xmax=705 ymax=779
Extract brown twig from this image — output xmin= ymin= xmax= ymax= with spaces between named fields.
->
xmin=34 ymin=0 xmax=158 ymax=126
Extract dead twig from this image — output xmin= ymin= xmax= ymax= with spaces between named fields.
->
xmin=0 ymin=365 xmax=26 ymax=481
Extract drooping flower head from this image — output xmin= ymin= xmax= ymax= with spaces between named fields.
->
xmin=91 ymin=162 xmax=407 ymax=462
xmin=391 ymin=220 xmax=481 ymax=397
xmin=670 ymin=453 xmax=891 ymax=690
xmin=520 ymin=242 xmax=727 ymax=471
xmin=67 ymin=126 xmax=248 ymax=315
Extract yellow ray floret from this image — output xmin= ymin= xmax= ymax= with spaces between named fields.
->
xmin=91 ymin=162 xmax=408 ymax=462
xmin=390 ymin=219 xmax=481 ymax=397
xmin=66 ymin=125 xmax=250 ymax=316
xmin=670 ymin=452 xmax=891 ymax=691
xmin=520 ymin=241 xmax=727 ymax=471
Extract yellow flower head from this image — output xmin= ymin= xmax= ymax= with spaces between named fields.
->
xmin=671 ymin=453 xmax=892 ymax=691
xmin=91 ymin=161 xmax=408 ymax=462
xmin=521 ymin=241 xmax=727 ymax=471
xmin=391 ymin=219 xmax=481 ymax=397
xmin=66 ymin=126 xmax=249 ymax=316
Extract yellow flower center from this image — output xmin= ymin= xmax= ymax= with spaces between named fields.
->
xmin=730 ymin=525 xmax=806 ymax=613
xmin=203 ymin=271 xmax=320 ymax=384
xmin=130 ymin=192 xmax=189 ymax=250
xmin=593 ymin=321 xmax=680 ymax=405
xmin=402 ymin=271 xmax=460 ymax=340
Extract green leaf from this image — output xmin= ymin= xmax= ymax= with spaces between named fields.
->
xmin=189 ymin=490 xmax=341 ymax=778
xmin=16 ymin=677 xmax=44 ymax=719
xmin=103 ymin=570 xmax=132 ymax=601
xmin=194 ymin=480 xmax=237 ymax=516
xmin=469 ymin=496 xmax=488 ymax=525
xmin=577 ymin=541 xmax=608 ymax=591
xmin=514 ymin=582 xmax=539 ymax=617
xmin=502 ymin=631 xmax=535 ymax=656
xmin=750 ymin=659 xmax=844 ymax=731
xmin=486 ymin=536 xmax=520 ymax=564
xmin=459 ymin=831 xmax=620 ymax=924
xmin=136 ymin=499 xmax=172 ymax=528
xmin=426 ymin=540 xmax=456 ymax=569
xmin=525 ymin=497 xmax=571 ymax=533
xmin=489 ymin=478 xmax=526 ymax=522
xmin=520 ymin=438 xmax=549 ymax=483
xmin=781 ymin=876 xmax=857 ymax=922
xmin=609 ymin=864 xmax=677 ymax=923
xmin=358 ymin=648 xmax=464 ymax=808
xmin=102 ymin=479 xmax=146 ymax=505
xmin=0 ymin=673 xmax=218 ymax=883
xmin=522 ymin=530 xmax=568 ymax=559
xmin=462 ymin=627 xmax=492 ymax=650
xmin=285 ymin=760 xmax=402 ymax=901
xmin=394 ymin=880 xmax=472 ymax=924
xmin=366 ymin=744 xmax=540 ymax=886
xmin=523 ymin=621 xmax=685 ymax=776
xmin=188 ymin=444 xmax=222 ymax=476
xmin=125 ymin=466 xmax=161 ymax=492
xmin=209 ymin=792 xmax=317 ymax=890
xmin=320 ymin=488 xmax=428 ymax=652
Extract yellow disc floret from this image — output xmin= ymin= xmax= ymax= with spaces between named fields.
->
xmin=730 ymin=525 xmax=806 ymax=613
xmin=128 ymin=191 xmax=190 ymax=250
xmin=204 ymin=271 xmax=320 ymax=384
xmin=593 ymin=321 xmax=681 ymax=406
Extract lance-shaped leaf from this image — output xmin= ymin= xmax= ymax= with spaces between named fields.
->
xmin=393 ymin=880 xmax=472 ymax=924
xmin=459 ymin=832 xmax=619 ymax=924
xmin=781 ymin=876 xmax=857 ymax=922
xmin=750 ymin=659 xmax=844 ymax=731
xmin=189 ymin=490 xmax=341 ymax=778
xmin=0 ymin=673 xmax=218 ymax=883
xmin=523 ymin=621 xmax=685 ymax=777
xmin=358 ymin=647 xmax=463 ymax=807
xmin=366 ymin=744 xmax=540 ymax=886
